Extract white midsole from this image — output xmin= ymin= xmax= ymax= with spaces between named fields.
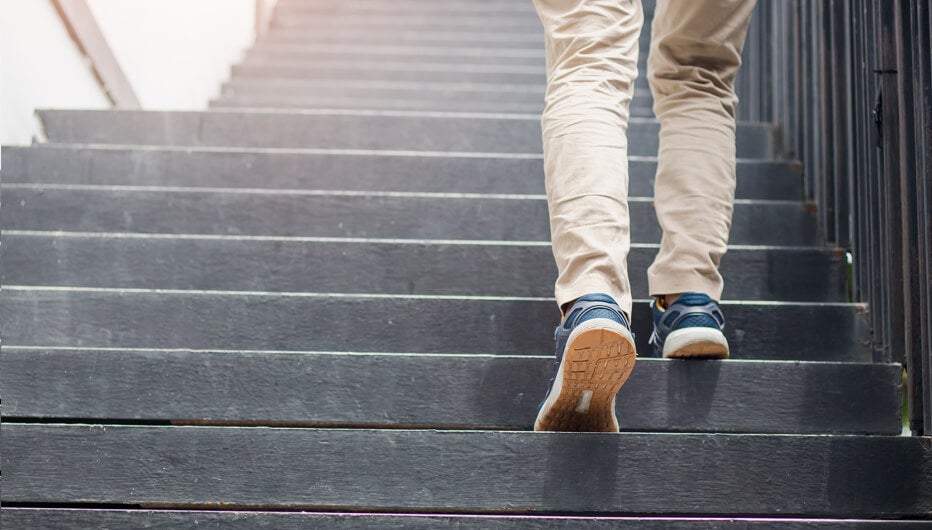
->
xmin=662 ymin=327 xmax=729 ymax=357
xmin=534 ymin=318 xmax=635 ymax=430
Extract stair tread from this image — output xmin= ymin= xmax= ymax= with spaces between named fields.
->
xmin=1 ymin=145 xmax=804 ymax=200
xmin=2 ymin=347 xmax=903 ymax=434
xmin=1 ymin=186 xmax=819 ymax=246
xmin=37 ymin=109 xmax=777 ymax=159
xmin=4 ymin=425 xmax=930 ymax=516
xmin=208 ymin=96 xmax=580 ymax=115
xmin=230 ymin=61 xmax=554 ymax=84
xmin=0 ymin=289 xmax=871 ymax=361
xmin=1 ymin=232 xmax=845 ymax=302
xmin=4 ymin=509 xmax=930 ymax=529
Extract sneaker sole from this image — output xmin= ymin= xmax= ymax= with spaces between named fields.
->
xmin=662 ymin=327 xmax=730 ymax=359
xmin=534 ymin=319 xmax=637 ymax=433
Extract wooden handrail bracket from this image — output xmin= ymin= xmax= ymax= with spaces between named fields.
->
xmin=50 ymin=0 xmax=141 ymax=109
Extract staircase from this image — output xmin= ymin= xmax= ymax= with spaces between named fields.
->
xmin=2 ymin=0 xmax=930 ymax=526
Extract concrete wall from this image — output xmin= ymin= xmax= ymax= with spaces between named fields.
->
xmin=1 ymin=0 xmax=266 ymax=146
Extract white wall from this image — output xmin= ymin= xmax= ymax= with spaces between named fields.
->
xmin=87 ymin=0 xmax=255 ymax=110
xmin=1 ymin=0 xmax=262 ymax=147
xmin=0 ymin=0 xmax=111 ymax=146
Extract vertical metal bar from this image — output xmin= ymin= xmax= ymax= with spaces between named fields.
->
xmin=863 ymin=0 xmax=887 ymax=361
xmin=917 ymin=0 xmax=932 ymax=437
xmin=878 ymin=0 xmax=906 ymax=365
xmin=832 ymin=1 xmax=853 ymax=249
xmin=896 ymin=0 xmax=930 ymax=436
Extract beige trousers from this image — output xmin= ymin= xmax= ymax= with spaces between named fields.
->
xmin=534 ymin=0 xmax=757 ymax=317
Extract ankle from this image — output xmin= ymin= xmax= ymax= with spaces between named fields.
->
xmin=658 ymin=293 xmax=684 ymax=309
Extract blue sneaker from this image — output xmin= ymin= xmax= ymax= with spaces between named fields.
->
xmin=534 ymin=293 xmax=637 ymax=432
xmin=649 ymin=292 xmax=729 ymax=359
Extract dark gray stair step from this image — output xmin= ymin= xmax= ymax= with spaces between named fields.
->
xmin=270 ymin=13 xmax=544 ymax=31
xmin=218 ymin=79 xmax=654 ymax=109
xmin=3 ymin=510 xmax=929 ymax=530
xmin=1 ymin=145 xmax=803 ymax=200
xmin=242 ymin=46 xmax=651 ymax=72
xmin=208 ymin=95 xmax=562 ymax=114
xmin=230 ymin=63 xmax=654 ymax=89
xmin=270 ymin=0 xmax=658 ymax=15
xmin=222 ymin=78 xmax=551 ymax=102
xmin=2 ymin=347 xmax=902 ymax=434
xmin=1 ymin=234 xmax=845 ymax=302
xmin=219 ymin=77 xmax=651 ymax=102
xmin=231 ymin=61 xmax=544 ymax=84
xmin=0 ymin=289 xmax=871 ymax=361
xmin=5 ymin=425 xmax=930 ymax=516
xmin=257 ymin=28 xmax=651 ymax=51
xmin=209 ymin=95 xmax=651 ymax=116
xmin=274 ymin=0 xmax=540 ymax=16
xmin=260 ymin=28 xmax=546 ymax=47
xmin=38 ymin=110 xmax=778 ymax=159
xmin=213 ymin=82 xmax=653 ymax=114
xmin=1 ymin=186 xmax=818 ymax=246
xmin=245 ymin=45 xmax=547 ymax=66
xmin=233 ymin=57 xmax=651 ymax=88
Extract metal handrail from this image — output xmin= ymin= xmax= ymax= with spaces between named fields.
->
xmin=737 ymin=0 xmax=931 ymax=435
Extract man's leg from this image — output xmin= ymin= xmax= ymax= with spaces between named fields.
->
xmin=535 ymin=0 xmax=643 ymax=319
xmin=533 ymin=0 xmax=642 ymax=431
xmin=646 ymin=0 xmax=757 ymax=357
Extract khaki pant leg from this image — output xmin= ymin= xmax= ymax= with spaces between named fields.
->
xmin=534 ymin=0 xmax=644 ymax=317
xmin=646 ymin=0 xmax=757 ymax=300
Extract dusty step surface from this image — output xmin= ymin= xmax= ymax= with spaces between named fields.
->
xmin=258 ymin=28 xmax=549 ymax=47
xmin=274 ymin=0 xmax=541 ymax=16
xmin=1 ymin=145 xmax=804 ymax=200
xmin=217 ymin=77 xmax=652 ymax=107
xmin=4 ymin=425 xmax=930 ymax=516
xmin=209 ymin=94 xmax=564 ymax=114
xmin=221 ymin=77 xmax=554 ymax=98
xmin=0 ymin=233 xmax=846 ymax=302
xmin=1 ymin=348 xmax=903 ymax=434
xmin=1 ymin=186 xmax=819 ymax=246
xmin=0 ymin=289 xmax=870 ymax=361
xmin=37 ymin=109 xmax=778 ymax=158
xmin=269 ymin=13 xmax=545 ymax=32
xmin=244 ymin=45 xmax=548 ymax=67
xmin=231 ymin=61 xmax=552 ymax=85
xmin=210 ymin=93 xmax=650 ymax=115
xmin=3 ymin=510 xmax=929 ymax=529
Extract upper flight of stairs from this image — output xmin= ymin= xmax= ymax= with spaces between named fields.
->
xmin=2 ymin=0 xmax=930 ymax=527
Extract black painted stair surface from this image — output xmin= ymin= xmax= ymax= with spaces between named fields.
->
xmin=2 ymin=0 xmax=929 ymax=527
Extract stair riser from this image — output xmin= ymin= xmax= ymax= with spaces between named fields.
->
xmin=1 ymin=146 xmax=803 ymax=200
xmin=256 ymin=30 xmax=652 ymax=50
xmin=3 ymin=510 xmax=928 ymax=529
xmin=245 ymin=48 xmax=548 ymax=67
xmin=234 ymin=56 xmax=652 ymax=82
xmin=270 ymin=15 xmax=544 ymax=31
xmin=219 ymin=81 xmax=655 ymax=112
xmin=0 ymin=188 xmax=818 ymax=246
xmin=259 ymin=31 xmax=550 ymax=48
xmin=220 ymin=81 xmax=549 ymax=102
xmin=38 ymin=111 xmax=778 ymax=159
xmin=2 ymin=349 xmax=902 ymax=434
xmin=274 ymin=1 xmax=542 ymax=16
xmin=5 ymin=426 xmax=929 ymax=516
xmin=214 ymin=84 xmax=654 ymax=114
xmin=231 ymin=63 xmax=653 ymax=88
xmin=2 ymin=236 xmax=846 ymax=302
xmin=0 ymin=291 xmax=871 ymax=361
xmin=210 ymin=96 xmax=614 ymax=115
